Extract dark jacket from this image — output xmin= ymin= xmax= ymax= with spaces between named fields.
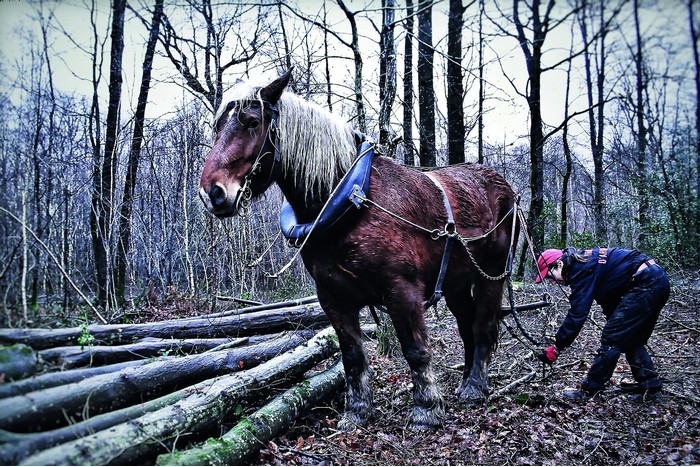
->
xmin=554 ymin=247 xmax=651 ymax=349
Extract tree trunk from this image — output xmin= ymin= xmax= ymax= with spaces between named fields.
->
xmin=447 ymin=0 xmax=465 ymax=165
xmin=477 ymin=0 xmax=485 ymax=164
xmin=192 ymin=295 xmax=318 ymax=320
xmin=633 ymin=0 xmax=650 ymax=250
xmin=402 ymin=0 xmax=415 ymax=165
xmin=157 ymin=360 xmax=345 ymax=466
xmin=417 ymin=0 xmax=436 ymax=167
xmin=688 ymin=0 xmax=700 ymax=254
xmin=560 ymin=25 xmax=574 ymax=247
xmin=379 ymin=0 xmax=397 ymax=150
xmin=115 ymin=0 xmax=164 ymax=304
xmin=20 ymin=327 xmax=340 ymax=466
xmin=0 ymin=381 xmax=192 ymax=465
xmin=91 ymin=0 xmax=126 ymax=310
xmin=336 ymin=0 xmax=366 ymax=132
xmin=0 ymin=303 xmax=329 ymax=349
xmin=513 ymin=0 xmax=552 ymax=261
xmin=579 ymin=0 xmax=607 ymax=243
xmin=0 ymin=359 xmax=150 ymax=399
xmin=0 ymin=332 xmax=313 ymax=432
xmin=37 ymin=337 xmax=248 ymax=369
xmin=0 ymin=344 xmax=37 ymax=381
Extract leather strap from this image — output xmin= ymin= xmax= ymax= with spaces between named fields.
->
xmin=424 ymin=173 xmax=455 ymax=308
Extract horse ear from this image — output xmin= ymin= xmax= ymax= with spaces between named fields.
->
xmin=260 ymin=69 xmax=292 ymax=104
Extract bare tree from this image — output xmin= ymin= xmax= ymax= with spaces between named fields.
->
xmin=403 ymin=0 xmax=415 ymax=165
xmin=158 ymin=0 xmax=261 ymax=114
xmin=90 ymin=0 xmax=126 ymax=310
xmin=447 ymin=0 xmax=466 ymax=165
xmin=477 ymin=0 xmax=485 ymax=164
xmin=417 ymin=0 xmax=436 ymax=167
xmin=115 ymin=0 xmax=164 ymax=305
xmin=689 ymin=0 xmax=700 ymax=246
xmin=379 ymin=0 xmax=397 ymax=149
xmin=578 ymin=0 xmax=622 ymax=243
xmin=631 ymin=0 xmax=650 ymax=250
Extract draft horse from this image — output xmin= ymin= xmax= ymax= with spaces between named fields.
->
xmin=199 ymin=70 xmax=518 ymax=430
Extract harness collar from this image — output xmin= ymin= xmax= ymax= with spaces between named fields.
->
xmin=279 ymin=132 xmax=374 ymax=245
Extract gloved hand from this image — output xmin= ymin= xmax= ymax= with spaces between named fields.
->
xmin=536 ymin=345 xmax=559 ymax=364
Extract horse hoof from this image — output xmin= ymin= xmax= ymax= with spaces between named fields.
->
xmin=409 ymin=405 xmax=443 ymax=431
xmin=455 ymin=383 xmax=488 ymax=404
xmin=337 ymin=410 xmax=374 ymax=432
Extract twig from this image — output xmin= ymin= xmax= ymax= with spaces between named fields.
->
xmin=660 ymin=313 xmax=699 ymax=333
xmin=489 ymin=369 xmax=537 ymax=400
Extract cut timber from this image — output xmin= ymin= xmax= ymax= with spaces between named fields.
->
xmin=192 ymin=295 xmax=319 ymax=320
xmin=0 ymin=303 xmax=328 ymax=350
xmin=38 ymin=337 xmax=247 ymax=369
xmin=20 ymin=327 xmax=340 ymax=466
xmin=158 ymin=359 xmax=345 ymax=466
xmin=0 ymin=344 xmax=38 ymax=381
xmin=0 ymin=331 xmax=312 ymax=432
xmin=0 ymin=383 xmax=189 ymax=465
xmin=0 ymin=359 xmax=148 ymax=398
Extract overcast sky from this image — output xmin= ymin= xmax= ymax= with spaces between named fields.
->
xmin=0 ymin=0 xmax=694 ymax=164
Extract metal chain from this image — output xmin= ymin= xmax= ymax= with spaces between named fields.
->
xmin=355 ymin=192 xmax=515 ymax=281
xmin=459 ymin=236 xmax=510 ymax=281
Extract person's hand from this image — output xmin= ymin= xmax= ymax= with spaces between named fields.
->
xmin=536 ymin=345 xmax=559 ymax=364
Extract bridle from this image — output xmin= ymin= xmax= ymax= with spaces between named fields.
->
xmin=232 ymin=101 xmax=282 ymax=216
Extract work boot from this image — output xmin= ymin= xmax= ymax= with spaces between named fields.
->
xmin=562 ymin=389 xmax=600 ymax=401
xmin=627 ymin=388 xmax=663 ymax=403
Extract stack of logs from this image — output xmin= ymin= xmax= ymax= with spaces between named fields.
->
xmin=0 ymin=297 xmax=362 ymax=465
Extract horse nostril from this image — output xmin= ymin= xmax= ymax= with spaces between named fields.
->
xmin=209 ymin=183 xmax=228 ymax=209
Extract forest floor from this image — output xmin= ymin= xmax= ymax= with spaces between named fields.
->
xmin=250 ymin=284 xmax=699 ymax=466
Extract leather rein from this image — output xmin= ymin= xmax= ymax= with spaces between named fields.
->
xmin=233 ymin=101 xmax=282 ymax=216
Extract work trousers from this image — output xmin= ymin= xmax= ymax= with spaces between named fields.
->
xmin=581 ymin=264 xmax=670 ymax=393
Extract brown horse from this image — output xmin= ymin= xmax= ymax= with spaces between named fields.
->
xmin=199 ymin=70 xmax=518 ymax=430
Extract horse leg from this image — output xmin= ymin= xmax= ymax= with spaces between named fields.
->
xmin=444 ymin=287 xmax=479 ymax=400
xmin=386 ymin=284 xmax=445 ymax=430
xmin=455 ymin=278 xmax=503 ymax=403
xmin=318 ymin=294 xmax=374 ymax=431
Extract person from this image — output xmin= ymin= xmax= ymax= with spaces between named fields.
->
xmin=534 ymin=247 xmax=670 ymax=401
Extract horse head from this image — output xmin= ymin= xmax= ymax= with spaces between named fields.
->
xmin=199 ymin=70 xmax=292 ymax=217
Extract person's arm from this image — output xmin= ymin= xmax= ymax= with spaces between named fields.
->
xmin=554 ymin=268 xmax=596 ymax=350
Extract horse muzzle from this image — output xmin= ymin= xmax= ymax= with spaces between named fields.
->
xmin=199 ymin=182 xmax=239 ymax=218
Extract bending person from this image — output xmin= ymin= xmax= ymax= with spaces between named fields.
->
xmin=534 ymin=247 xmax=670 ymax=401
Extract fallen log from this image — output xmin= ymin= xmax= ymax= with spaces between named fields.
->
xmin=38 ymin=337 xmax=247 ymax=369
xmin=0 ymin=359 xmax=149 ymax=399
xmin=0 ymin=303 xmax=328 ymax=350
xmin=158 ymin=359 xmax=345 ymax=466
xmin=20 ymin=326 xmax=340 ymax=466
xmin=191 ymin=295 xmax=319 ymax=320
xmin=0 ymin=383 xmax=191 ymax=465
xmin=0 ymin=331 xmax=313 ymax=432
xmin=0 ymin=344 xmax=38 ymax=381
xmin=499 ymin=300 xmax=552 ymax=318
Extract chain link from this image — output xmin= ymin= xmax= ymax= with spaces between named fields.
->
xmin=355 ymin=192 xmax=514 ymax=281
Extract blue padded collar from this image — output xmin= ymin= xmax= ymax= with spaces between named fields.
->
xmin=280 ymin=134 xmax=375 ymax=244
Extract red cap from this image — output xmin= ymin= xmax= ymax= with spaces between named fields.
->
xmin=536 ymin=249 xmax=564 ymax=283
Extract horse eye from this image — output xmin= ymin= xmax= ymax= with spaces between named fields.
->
xmin=247 ymin=118 xmax=260 ymax=129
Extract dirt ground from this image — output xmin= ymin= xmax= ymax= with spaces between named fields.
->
xmin=253 ymin=283 xmax=700 ymax=466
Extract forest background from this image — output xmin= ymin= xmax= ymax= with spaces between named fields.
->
xmin=0 ymin=0 xmax=698 ymax=326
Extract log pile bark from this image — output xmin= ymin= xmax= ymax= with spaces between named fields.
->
xmin=0 ymin=299 xmax=361 ymax=465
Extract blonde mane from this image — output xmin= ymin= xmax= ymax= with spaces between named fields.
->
xmin=215 ymin=80 xmax=357 ymax=197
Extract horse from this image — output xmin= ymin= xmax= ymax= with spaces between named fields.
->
xmin=199 ymin=70 xmax=519 ymax=431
